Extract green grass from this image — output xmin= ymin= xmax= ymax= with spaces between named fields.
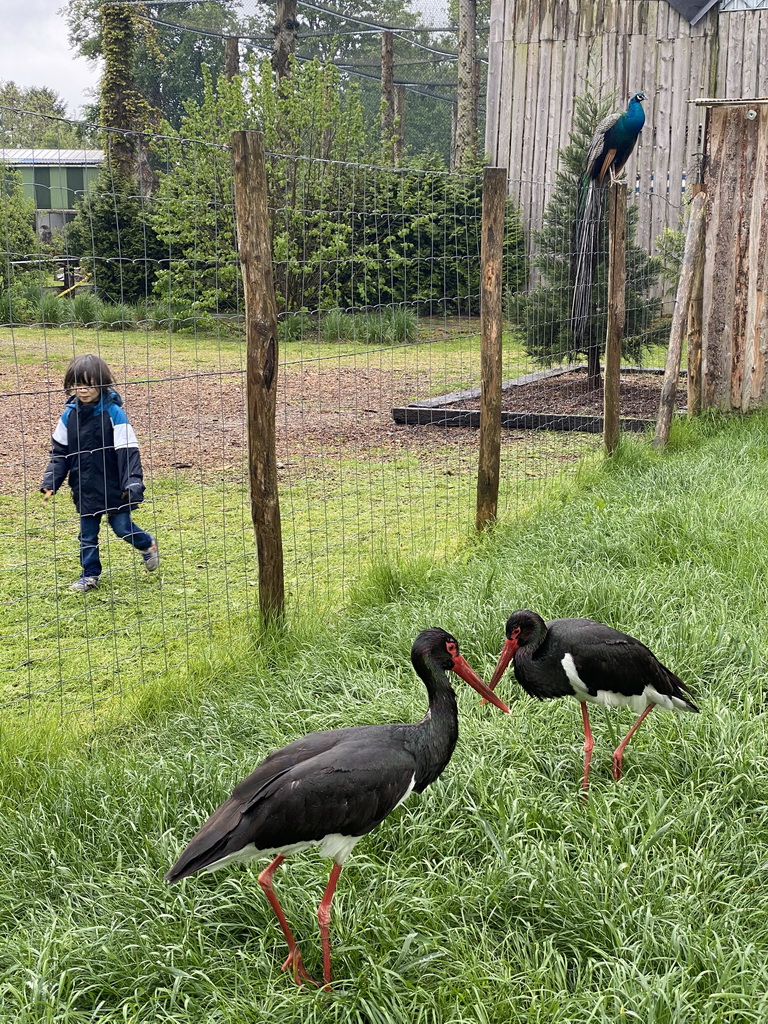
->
xmin=1 ymin=411 xmax=768 ymax=1021
xmin=0 ymin=321 xmax=529 ymax=393
xmin=1 ymin=434 xmax=597 ymax=714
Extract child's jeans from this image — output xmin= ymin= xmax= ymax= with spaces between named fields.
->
xmin=78 ymin=510 xmax=153 ymax=579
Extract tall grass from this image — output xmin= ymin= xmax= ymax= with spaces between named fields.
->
xmin=2 ymin=412 xmax=768 ymax=1021
xmin=320 ymin=308 xmax=419 ymax=344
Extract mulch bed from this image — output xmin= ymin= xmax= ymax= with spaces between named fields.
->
xmin=446 ymin=369 xmax=686 ymax=420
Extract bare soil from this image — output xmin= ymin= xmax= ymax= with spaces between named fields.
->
xmin=2 ymin=363 xmax=666 ymax=496
xmin=447 ymin=369 xmax=685 ymax=419
xmin=0 ymin=362 xmax=482 ymax=494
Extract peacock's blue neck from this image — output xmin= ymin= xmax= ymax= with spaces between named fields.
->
xmin=626 ymin=99 xmax=645 ymax=131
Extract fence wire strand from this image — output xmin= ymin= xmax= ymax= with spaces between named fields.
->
xmin=0 ymin=105 xmax=680 ymax=719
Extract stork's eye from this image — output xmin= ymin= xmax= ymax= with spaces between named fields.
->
xmin=511 ymin=626 xmax=522 ymax=640
xmin=446 ymin=640 xmax=459 ymax=658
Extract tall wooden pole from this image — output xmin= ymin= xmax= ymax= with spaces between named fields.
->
xmin=655 ymin=190 xmax=707 ymax=447
xmin=476 ymin=167 xmax=506 ymax=531
xmin=231 ymin=131 xmax=285 ymax=623
xmin=603 ymin=182 xmax=626 ymax=455
xmin=381 ymin=31 xmax=396 ymax=162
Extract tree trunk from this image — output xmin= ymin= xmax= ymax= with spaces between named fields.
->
xmin=381 ymin=31 xmax=396 ymax=162
xmin=272 ymin=0 xmax=297 ymax=83
xmin=393 ymin=84 xmax=405 ymax=164
xmin=587 ymin=344 xmax=601 ymax=390
xmin=225 ymin=36 xmax=240 ymax=80
xmin=100 ymin=3 xmax=140 ymax=180
xmin=455 ymin=0 xmax=478 ymax=169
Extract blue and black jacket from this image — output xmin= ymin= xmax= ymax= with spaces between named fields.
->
xmin=40 ymin=389 xmax=146 ymax=515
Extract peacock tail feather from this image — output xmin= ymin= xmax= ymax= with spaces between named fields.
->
xmin=570 ymin=92 xmax=646 ymax=355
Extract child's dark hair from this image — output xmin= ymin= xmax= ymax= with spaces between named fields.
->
xmin=64 ymin=354 xmax=115 ymax=395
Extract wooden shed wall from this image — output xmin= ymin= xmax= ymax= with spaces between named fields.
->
xmin=486 ymin=1 xmax=768 ymax=253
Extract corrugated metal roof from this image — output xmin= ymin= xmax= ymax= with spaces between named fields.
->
xmin=0 ymin=149 xmax=104 ymax=165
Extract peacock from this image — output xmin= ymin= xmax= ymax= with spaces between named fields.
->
xmin=571 ymin=91 xmax=646 ymax=383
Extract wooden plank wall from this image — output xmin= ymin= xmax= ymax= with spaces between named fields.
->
xmin=484 ymin=0 xmax=768 ymax=255
xmin=701 ymin=103 xmax=768 ymax=411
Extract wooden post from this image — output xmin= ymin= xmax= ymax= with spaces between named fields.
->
xmin=476 ymin=167 xmax=506 ymax=531
xmin=231 ymin=131 xmax=285 ymax=623
xmin=654 ymin=190 xmax=707 ymax=447
xmin=603 ymin=182 xmax=626 ymax=455
xmin=687 ymin=187 xmax=706 ymax=417
xmin=381 ymin=31 xmax=395 ymax=162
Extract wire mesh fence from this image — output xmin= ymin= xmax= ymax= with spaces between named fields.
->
xmin=1 ymin=103 xmax=679 ymax=719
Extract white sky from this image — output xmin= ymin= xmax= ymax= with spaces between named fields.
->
xmin=0 ymin=0 xmax=451 ymax=122
xmin=0 ymin=0 xmax=101 ymax=118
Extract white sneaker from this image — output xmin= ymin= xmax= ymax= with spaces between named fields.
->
xmin=69 ymin=576 xmax=99 ymax=593
xmin=142 ymin=538 xmax=159 ymax=571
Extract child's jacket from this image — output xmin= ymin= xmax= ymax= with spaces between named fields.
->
xmin=40 ymin=389 xmax=146 ymax=515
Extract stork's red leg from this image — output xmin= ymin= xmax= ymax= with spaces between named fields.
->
xmin=580 ymin=702 xmax=595 ymax=795
xmin=317 ymin=862 xmax=343 ymax=989
xmin=258 ymin=854 xmax=317 ymax=986
xmin=612 ymin=705 xmax=654 ymax=780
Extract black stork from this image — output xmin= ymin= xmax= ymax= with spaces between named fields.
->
xmin=487 ymin=610 xmax=699 ymax=793
xmin=165 ymin=627 xmax=509 ymax=988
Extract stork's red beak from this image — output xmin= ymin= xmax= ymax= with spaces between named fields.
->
xmin=451 ymin=654 xmax=510 ymax=713
xmin=489 ymin=636 xmax=518 ymax=692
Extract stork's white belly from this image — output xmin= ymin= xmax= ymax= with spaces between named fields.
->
xmin=560 ymin=653 xmax=689 ymax=714
xmin=200 ymin=774 xmax=418 ymax=875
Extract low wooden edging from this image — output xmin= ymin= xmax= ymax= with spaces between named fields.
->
xmin=391 ymin=407 xmax=652 ymax=433
xmin=391 ymin=364 xmax=671 ymax=435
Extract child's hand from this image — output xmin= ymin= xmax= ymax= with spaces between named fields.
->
xmin=42 ymin=489 xmax=54 ymax=503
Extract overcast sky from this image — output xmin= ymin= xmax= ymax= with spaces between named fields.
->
xmin=0 ymin=0 xmax=450 ymax=122
xmin=1 ymin=0 xmax=101 ymax=117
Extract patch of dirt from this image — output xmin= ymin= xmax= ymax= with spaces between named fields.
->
xmin=0 ymin=361 xmax=490 ymax=494
xmin=2 ymin=361 xmax=663 ymax=496
xmin=448 ymin=369 xmax=686 ymax=420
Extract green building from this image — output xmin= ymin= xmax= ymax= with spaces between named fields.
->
xmin=0 ymin=148 xmax=103 ymax=238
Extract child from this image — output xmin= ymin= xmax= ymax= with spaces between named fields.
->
xmin=41 ymin=353 xmax=159 ymax=593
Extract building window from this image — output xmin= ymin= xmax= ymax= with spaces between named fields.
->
xmin=34 ymin=167 xmax=51 ymax=209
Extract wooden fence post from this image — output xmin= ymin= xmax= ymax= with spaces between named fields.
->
xmin=231 ymin=131 xmax=285 ymax=624
xmin=687 ymin=185 xmax=706 ymax=417
xmin=604 ymin=182 xmax=626 ymax=455
xmin=476 ymin=166 xmax=506 ymax=531
xmin=654 ymin=189 xmax=707 ymax=447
